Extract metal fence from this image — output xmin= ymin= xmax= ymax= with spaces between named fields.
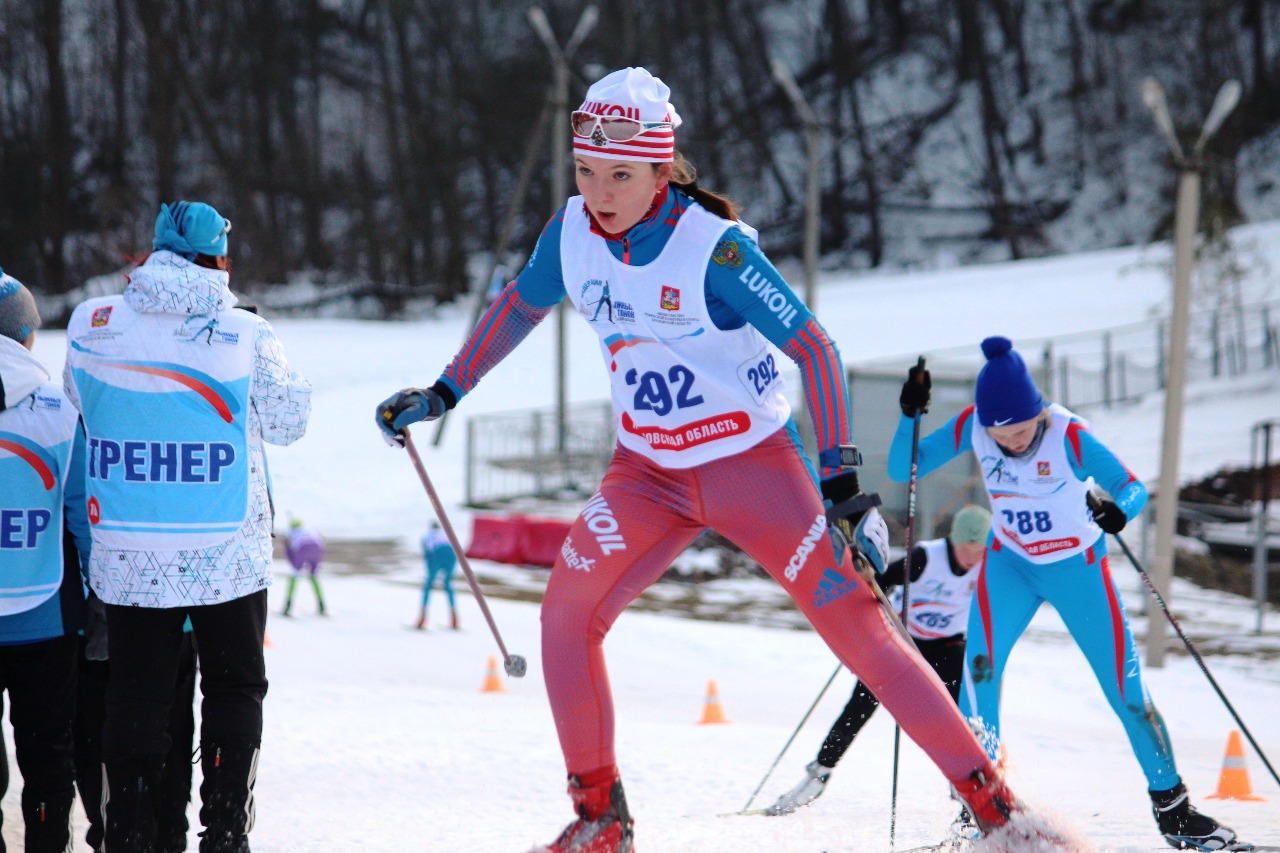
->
xmin=1051 ymin=301 xmax=1280 ymax=410
xmin=888 ymin=297 xmax=1280 ymax=412
xmin=847 ymin=368 xmax=985 ymax=541
xmin=464 ymin=401 xmax=615 ymax=508
xmin=463 ymin=298 xmax=1280 ymax=509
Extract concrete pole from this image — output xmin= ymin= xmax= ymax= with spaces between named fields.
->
xmin=1147 ymin=167 xmax=1200 ymax=667
xmin=1141 ymin=77 xmax=1239 ymax=664
xmin=552 ymin=59 xmax=569 ymax=464
xmin=803 ymin=125 xmax=820 ymax=309
xmin=771 ymin=60 xmax=822 ymax=449
xmin=528 ymin=6 xmax=596 ymax=470
xmin=1254 ymin=422 xmax=1274 ymax=633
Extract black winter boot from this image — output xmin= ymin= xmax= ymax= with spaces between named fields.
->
xmin=1151 ymin=781 xmax=1237 ymax=850
xmin=102 ymin=754 xmax=166 ymax=853
xmin=20 ymin=787 xmax=74 ymax=853
xmin=197 ymin=740 xmax=259 ymax=853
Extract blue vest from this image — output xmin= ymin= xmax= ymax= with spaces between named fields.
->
xmin=66 ymin=296 xmax=257 ymax=551
xmin=0 ymin=383 xmax=78 ymax=616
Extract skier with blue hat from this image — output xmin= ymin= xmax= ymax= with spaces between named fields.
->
xmin=887 ymin=336 xmax=1242 ymax=851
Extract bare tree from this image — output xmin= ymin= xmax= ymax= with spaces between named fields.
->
xmin=132 ymin=0 xmax=180 ymax=203
xmin=0 ymin=0 xmax=1276 ymax=306
xmin=35 ymin=0 xmax=72 ymax=291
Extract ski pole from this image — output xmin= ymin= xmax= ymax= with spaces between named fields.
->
xmin=890 ymin=355 xmax=926 ymax=850
xmin=403 ymin=428 xmax=528 ymax=678
xmin=739 ymin=662 xmax=842 ymax=814
xmin=1093 ymin=494 xmax=1279 ymax=788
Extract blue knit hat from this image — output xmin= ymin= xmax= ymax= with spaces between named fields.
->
xmin=0 ymin=268 xmax=41 ymax=344
xmin=153 ymin=201 xmax=231 ymax=258
xmin=975 ymin=336 xmax=1044 ymax=427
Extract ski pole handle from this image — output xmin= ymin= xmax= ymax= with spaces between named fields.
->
xmin=891 ymin=355 xmax=926 ymax=851
xmin=899 ymin=355 xmax=927 ymax=624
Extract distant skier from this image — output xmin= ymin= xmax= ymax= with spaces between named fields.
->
xmin=416 ymin=521 xmax=459 ymax=630
xmin=376 ymin=67 xmax=1066 ymax=853
xmin=889 ymin=336 xmax=1239 ymax=851
xmin=768 ymin=504 xmax=992 ymax=818
xmin=283 ymin=518 xmax=327 ymax=617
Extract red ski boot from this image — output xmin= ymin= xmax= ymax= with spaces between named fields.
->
xmin=539 ymin=767 xmax=634 ymax=853
xmin=954 ymin=763 xmax=1097 ymax=851
xmin=951 ymin=763 xmax=1017 ymax=833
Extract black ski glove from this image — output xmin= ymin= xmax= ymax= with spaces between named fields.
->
xmin=900 ymin=363 xmax=931 ymax=418
xmin=1088 ymin=496 xmax=1128 ymax=534
xmin=820 ymin=472 xmax=889 ymax=574
xmin=376 ymin=384 xmax=451 ymax=447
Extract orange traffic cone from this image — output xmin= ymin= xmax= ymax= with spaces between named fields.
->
xmin=1206 ymin=730 xmax=1265 ymax=801
xmin=481 ymin=656 xmax=505 ymax=693
xmin=698 ymin=680 xmax=729 ymax=724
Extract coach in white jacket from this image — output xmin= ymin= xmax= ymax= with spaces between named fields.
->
xmin=65 ymin=201 xmax=311 ymax=853
xmin=0 ymin=272 xmax=92 ymax=853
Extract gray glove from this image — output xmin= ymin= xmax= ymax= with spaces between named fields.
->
xmin=84 ymin=593 xmax=109 ymax=661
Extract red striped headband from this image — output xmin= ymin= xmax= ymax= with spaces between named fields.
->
xmin=572 ymin=67 xmax=682 ymax=163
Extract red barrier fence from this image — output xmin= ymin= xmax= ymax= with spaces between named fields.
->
xmin=465 ymin=514 xmax=573 ymax=568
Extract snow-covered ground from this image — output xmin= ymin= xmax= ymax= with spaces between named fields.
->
xmin=12 ymin=222 xmax=1280 ymax=851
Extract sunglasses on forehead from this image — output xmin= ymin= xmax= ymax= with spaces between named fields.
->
xmin=571 ymin=110 xmax=673 ymax=143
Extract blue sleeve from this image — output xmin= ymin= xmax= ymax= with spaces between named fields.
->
xmin=704 ymin=226 xmax=813 ymax=342
xmin=887 ymin=406 xmax=974 ymax=482
xmin=436 ymin=213 xmax=565 ymax=400
xmin=512 ymin=210 xmax=569 ymax=309
xmin=1065 ymin=422 xmax=1148 ymax=519
xmin=706 ymin=228 xmax=860 ymax=478
xmin=64 ymin=419 xmax=91 ymax=580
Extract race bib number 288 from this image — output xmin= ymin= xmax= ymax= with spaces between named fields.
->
xmin=1001 ymin=509 xmax=1053 ymax=534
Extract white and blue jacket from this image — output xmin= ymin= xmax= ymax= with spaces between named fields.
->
xmin=0 ymin=336 xmax=90 ymax=643
xmin=64 ymin=251 xmax=312 ymax=608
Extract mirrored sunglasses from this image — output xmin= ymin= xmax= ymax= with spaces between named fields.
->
xmin=571 ymin=111 xmax=673 ymax=144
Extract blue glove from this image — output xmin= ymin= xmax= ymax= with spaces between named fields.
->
xmin=376 ymin=386 xmax=447 ymax=447
xmin=820 ymin=471 xmax=889 ymax=574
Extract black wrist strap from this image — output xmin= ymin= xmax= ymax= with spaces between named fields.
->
xmin=825 ymin=491 xmax=882 ymax=524
xmin=429 ymin=380 xmax=458 ymax=410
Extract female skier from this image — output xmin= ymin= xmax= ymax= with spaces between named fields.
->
xmin=888 ymin=336 xmax=1238 ymax=852
xmin=377 ymin=68 xmax=1049 ymax=853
